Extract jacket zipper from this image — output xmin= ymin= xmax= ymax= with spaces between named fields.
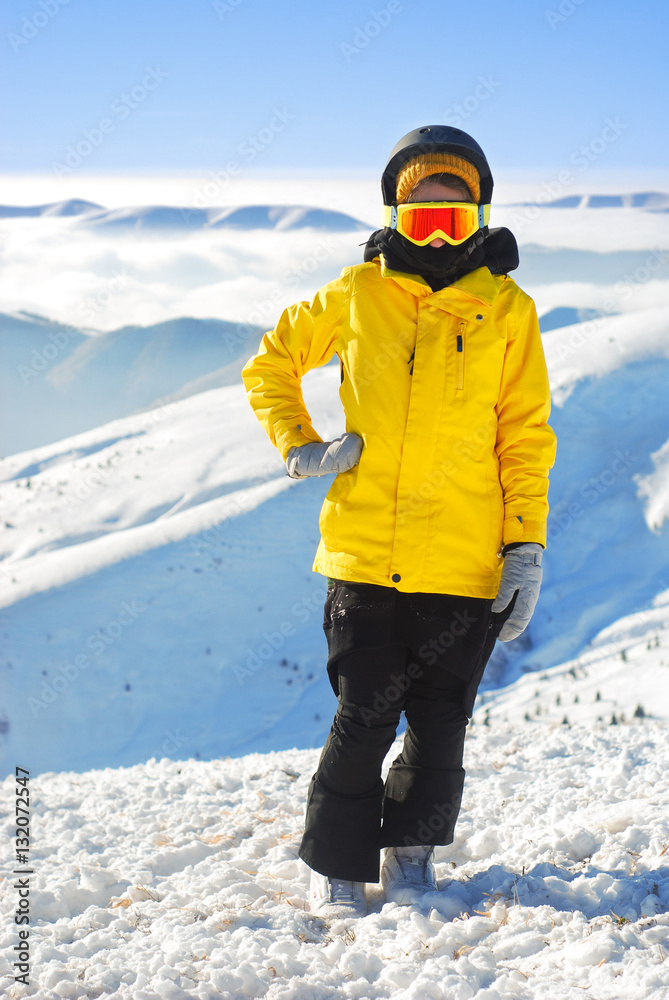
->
xmin=456 ymin=323 xmax=465 ymax=390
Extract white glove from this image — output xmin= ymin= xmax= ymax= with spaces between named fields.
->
xmin=285 ymin=432 xmax=363 ymax=479
xmin=491 ymin=542 xmax=543 ymax=642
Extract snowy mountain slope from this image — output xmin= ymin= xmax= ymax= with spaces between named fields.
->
xmin=513 ymin=191 xmax=669 ymax=209
xmin=0 ymin=200 xmax=369 ymax=231
xmin=206 ymin=205 xmax=369 ymax=232
xmin=638 ymin=437 xmax=669 ymax=532
xmin=486 ymin=305 xmax=669 ymax=680
xmin=490 ymin=201 xmax=669 ymax=253
xmin=473 ymin=588 xmax=669 ymax=728
xmin=0 ymin=198 xmax=104 ymax=218
xmin=542 ymin=304 xmax=669 ymax=404
xmin=0 ymin=311 xmax=88 ymax=378
xmin=2 ymin=300 xmax=669 ymax=777
xmin=0 ymin=372 xmax=349 ymax=776
xmin=513 ymin=244 xmax=668 ymax=287
xmin=538 ymin=305 xmax=615 ymax=332
xmin=0 ymin=312 xmax=264 ymax=455
xmin=1 ymin=723 xmax=668 ymax=999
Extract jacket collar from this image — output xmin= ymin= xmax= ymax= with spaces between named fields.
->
xmin=377 ymin=254 xmax=502 ymax=320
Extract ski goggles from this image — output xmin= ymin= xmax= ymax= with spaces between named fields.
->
xmin=383 ymin=201 xmax=491 ymax=246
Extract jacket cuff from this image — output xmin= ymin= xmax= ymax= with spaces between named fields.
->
xmin=275 ymin=424 xmax=324 ymax=463
xmin=502 ymin=515 xmax=547 ymax=549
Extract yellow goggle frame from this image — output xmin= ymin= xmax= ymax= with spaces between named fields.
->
xmin=383 ymin=201 xmax=491 ymax=246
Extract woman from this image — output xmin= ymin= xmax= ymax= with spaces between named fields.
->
xmin=241 ymin=125 xmax=557 ymax=918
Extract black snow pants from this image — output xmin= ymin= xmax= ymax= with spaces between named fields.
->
xmin=298 ymin=578 xmax=516 ymax=883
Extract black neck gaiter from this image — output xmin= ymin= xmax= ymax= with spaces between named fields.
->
xmin=363 ymin=225 xmax=520 ymax=291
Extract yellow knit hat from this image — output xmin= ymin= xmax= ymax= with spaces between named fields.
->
xmin=396 ymin=152 xmax=481 ymax=204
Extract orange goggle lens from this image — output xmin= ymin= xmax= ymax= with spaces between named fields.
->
xmin=403 ymin=205 xmax=476 ymax=242
xmin=383 ymin=202 xmax=490 ymax=246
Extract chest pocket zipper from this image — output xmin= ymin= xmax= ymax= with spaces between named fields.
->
xmin=456 ymin=323 xmax=465 ymax=391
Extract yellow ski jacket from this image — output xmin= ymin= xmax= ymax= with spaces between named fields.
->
xmin=241 ymin=257 xmax=557 ymax=598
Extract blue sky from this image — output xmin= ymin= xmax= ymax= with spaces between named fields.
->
xmin=1 ymin=0 xmax=668 ymax=179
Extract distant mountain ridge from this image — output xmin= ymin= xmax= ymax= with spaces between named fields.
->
xmin=2 ymin=193 xmax=668 ymax=225
xmin=0 ymin=198 xmax=104 ymax=218
xmin=510 ymin=191 xmax=669 ymax=210
xmin=0 ymin=198 xmax=370 ymax=231
xmin=0 ymin=311 xmax=265 ymax=455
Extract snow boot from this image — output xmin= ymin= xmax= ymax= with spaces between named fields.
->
xmin=381 ymin=845 xmax=437 ymax=904
xmin=308 ymin=869 xmax=367 ymax=918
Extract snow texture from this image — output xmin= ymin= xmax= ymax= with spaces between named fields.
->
xmin=2 ymin=726 xmax=669 ymax=999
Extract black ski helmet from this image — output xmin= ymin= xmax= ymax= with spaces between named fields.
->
xmin=381 ymin=125 xmax=494 ymax=207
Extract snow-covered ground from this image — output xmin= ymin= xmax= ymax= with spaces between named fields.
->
xmin=473 ymin=587 xmax=669 ymax=728
xmin=1 ymin=723 xmax=668 ymax=999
